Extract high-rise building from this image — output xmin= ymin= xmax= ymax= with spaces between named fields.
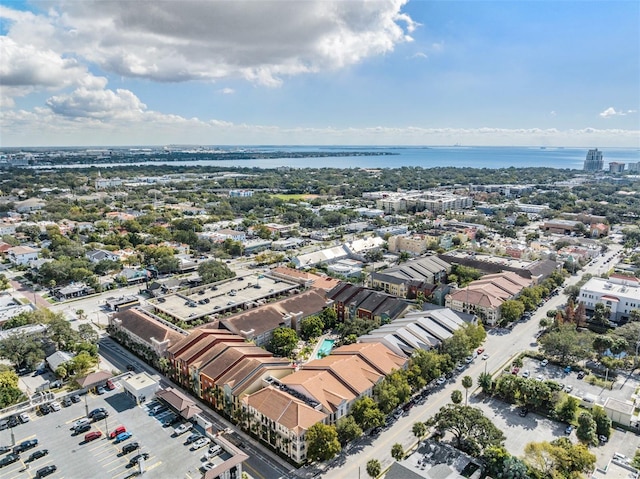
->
xmin=608 ymin=162 xmax=625 ymax=173
xmin=583 ymin=148 xmax=603 ymax=171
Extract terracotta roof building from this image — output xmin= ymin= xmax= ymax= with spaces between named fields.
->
xmin=109 ymin=307 xmax=187 ymax=357
xmin=241 ymin=386 xmax=327 ymax=464
xmin=217 ymin=288 xmax=332 ymax=346
xmin=445 ymin=272 xmax=532 ymax=325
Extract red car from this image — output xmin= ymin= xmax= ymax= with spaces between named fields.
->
xmin=85 ymin=431 xmax=102 ymax=442
xmin=109 ymin=425 xmax=126 ymax=439
xmin=106 ymin=379 xmax=116 ymax=391
xmin=477 ymin=347 xmax=485 ymax=354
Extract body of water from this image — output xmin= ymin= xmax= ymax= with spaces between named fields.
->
xmin=314 ymin=338 xmax=335 ymax=360
xmin=33 ymin=146 xmax=640 ymax=170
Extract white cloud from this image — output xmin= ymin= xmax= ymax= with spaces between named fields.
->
xmin=599 ymin=107 xmax=637 ymax=118
xmin=218 ymin=88 xmax=235 ymax=95
xmin=46 ymin=87 xmax=146 ymax=120
xmin=412 ymin=52 xmax=428 ymax=59
xmin=550 ymin=111 xmax=557 ymax=117
xmin=1 ymin=1 xmax=415 ymax=87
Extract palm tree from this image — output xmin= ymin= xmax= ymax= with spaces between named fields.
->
xmin=412 ymin=421 xmax=427 ymax=440
xmin=462 ymin=375 xmax=473 ymax=405
xmin=391 ymin=443 xmax=404 ymax=461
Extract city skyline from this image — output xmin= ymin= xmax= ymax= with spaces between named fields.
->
xmin=1 ymin=0 xmax=639 ymax=148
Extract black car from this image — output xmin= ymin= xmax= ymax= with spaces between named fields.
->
xmin=92 ymin=411 xmax=108 ymax=422
xmin=62 ymin=397 xmax=72 ymax=407
xmin=0 ymin=453 xmax=19 ymax=467
xmin=121 ymin=442 xmax=140 ymax=455
xmin=577 ymin=371 xmax=586 ymax=379
xmin=14 ymin=438 xmax=38 ymax=454
xmin=39 ymin=404 xmax=51 ymax=415
xmin=162 ymin=415 xmax=181 ymax=427
xmin=127 ymin=452 xmax=150 ymax=467
xmin=73 ymin=423 xmax=91 ymax=435
xmin=27 ymin=449 xmax=49 ymax=462
xmin=6 ymin=416 xmax=18 ymax=428
xmin=519 ymin=408 xmax=529 ymax=417
xmin=70 ymin=394 xmax=81 ymax=403
xmin=36 ymin=465 xmax=57 ymax=478
xmin=126 ymin=364 xmax=135 ymax=372
xmin=185 ymin=433 xmax=202 ymax=445
xmin=0 ymin=446 xmax=10 ymax=455
xmin=88 ymin=407 xmax=107 ymax=418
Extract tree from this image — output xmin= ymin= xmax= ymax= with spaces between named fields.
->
xmin=478 ymin=372 xmax=493 ymax=394
xmin=197 ymin=260 xmax=236 ymax=284
xmin=592 ymin=335 xmax=615 ymax=357
xmin=319 ymin=307 xmax=338 ymax=330
xmin=268 ymin=327 xmax=298 ymax=357
xmin=555 ymin=396 xmax=579 ymax=423
xmin=441 ymin=329 xmax=471 ymax=363
xmin=500 ymin=300 xmax=525 ymax=324
xmin=591 ymin=406 xmax=611 ymax=439
xmin=336 ymin=416 xmax=362 ymax=446
xmin=483 ymin=446 xmax=529 ymax=479
xmin=576 ymin=411 xmax=598 ymax=446
xmin=78 ymin=324 xmax=99 ymax=344
xmin=0 ymin=333 xmax=45 ymax=369
xmin=299 ymin=316 xmax=324 ymax=341
xmin=350 ymin=396 xmax=385 ymax=430
xmin=428 ymin=404 xmax=505 ymax=456
xmin=306 ymin=423 xmax=340 ymax=462
xmin=539 ymin=324 xmax=593 ymax=364
xmin=391 ymin=443 xmax=404 ymax=461
xmin=412 ymin=421 xmax=427 ymax=440
xmin=47 ymin=316 xmax=79 ymax=350
xmin=524 ymin=439 xmax=595 ymax=478
xmin=67 ymin=351 xmax=98 ymax=375
xmin=366 ymin=459 xmax=381 ymax=478
xmin=451 ymin=389 xmax=463 ymax=404
xmin=462 ymin=375 xmax=473 ymax=405
xmin=0 ymin=274 xmax=10 ymax=292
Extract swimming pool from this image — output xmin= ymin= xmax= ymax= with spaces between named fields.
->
xmin=314 ymin=338 xmax=335 ymax=359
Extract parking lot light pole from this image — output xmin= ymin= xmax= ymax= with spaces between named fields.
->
xmin=104 ymin=416 xmax=109 ymax=437
xmin=9 ymin=424 xmax=15 ymax=446
xmin=84 ymin=394 xmax=89 ymax=417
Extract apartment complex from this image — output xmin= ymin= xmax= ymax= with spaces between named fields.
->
xmin=445 ymin=272 xmax=532 ymax=325
xmin=370 ymin=255 xmax=451 ymax=298
xmin=584 ymin=148 xmax=604 ymax=171
xmin=578 ymin=274 xmax=640 ymax=323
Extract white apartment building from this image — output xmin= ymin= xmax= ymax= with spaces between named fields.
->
xmin=578 ymin=274 xmax=640 ymax=323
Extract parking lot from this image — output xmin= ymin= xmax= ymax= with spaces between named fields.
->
xmin=471 ymin=395 xmax=638 ymax=467
xmin=515 ymin=357 xmax=639 ymax=407
xmin=0 ymin=382 xmax=224 ymax=479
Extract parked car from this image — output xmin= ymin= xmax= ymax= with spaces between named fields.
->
xmin=96 ymin=386 xmax=106 ymax=395
xmin=126 ymin=364 xmax=136 ymax=372
xmin=477 ymin=347 xmax=485 ymax=354
xmin=6 ymin=416 xmax=18 ymax=428
xmin=204 ymin=445 xmax=222 ymax=458
xmin=185 ymin=433 xmax=203 ymax=445
xmin=35 ymin=465 xmax=57 ymax=478
xmin=114 ymin=432 xmax=132 ymax=443
xmin=74 ymin=423 xmax=91 ymax=435
xmin=174 ymin=423 xmax=193 ymax=436
xmin=522 ymin=370 xmax=530 ymax=378
xmin=0 ymin=454 xmax=20 ymax=468
xmin=85 ymin=431 xmax=102 ymax=442
xmin=74 ymin=418 xmax=91 ymax=430
xmin=541 ymin=359 xmax=549 ymax=367
xmin=577 ymin=371 xmax=586 ymax=379
xmin=190 ymin=437 xmax=211 ymax=450
xmin=19 ymin=412 xmax=30 ymax=423
xmin=565 ymin=425 xmax=573 ymax=434
xmin=536 ymin=374 xmax=544 ymax=381
xmin=564 ymin=366 xmax=572 ymax=373
xmin=436 ymin=376 xmax=446 ymax=385
xmin=162 ymin=415 xmax=180 ymax=427
xmin=50 ymin=401 xmax=61 ymax=412
xmin=121 ymin=442 xmax=140 ymax=455
xmin=149 ymin=404 xmax=168 ymax=416
xmin=27 ymin=449 xmax=49 ymax=462
xmin=519 ymin=408 xmax=529 ymax=417
xmin=62 ymin=397 xmax=72 ymax=407
xmin=109 ymin=426 xmax=127 ymax=439
xmin=92 ymin=412 xmax=108 ymax=422
xmin=127 ymin=453 xmax=150 ymax=467
xmin=565 ymin=385 xmax=573 ymax=393
xmin=599 ymin=435 xmax=608 ymax=443
xmin=70 ymin=394 xmax=81 ymax=403
xmin=14 ymin=439 xmax=38 ymax=454
xmin=39 ymin=404 xmax=51 ymax=415
xmin=88 ymin=408 xmax=107 ymax=419
xmin=106 ymin=379 xmax=116 ymax=390
xmin=482 ymin=353 xmax=489 ymax=360
xmin=0 ymin=446 xmax=10 ymax=455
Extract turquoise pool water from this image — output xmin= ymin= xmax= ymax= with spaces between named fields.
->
xmin=314 ymin=339 xmax=335 ymax=359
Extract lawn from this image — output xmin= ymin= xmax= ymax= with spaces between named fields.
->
xmin=271 ymin=194 xmax=318 ymax=200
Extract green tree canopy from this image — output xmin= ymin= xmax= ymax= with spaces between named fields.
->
xmin=366 ymin=459 xmax=381 ymax=478
xmin=197 ymin=260 xmax=236 ymax=284
xmin=268 ymin=327 xmax=298 ymax=358
xmin=335 ymin=416 xmax=362 ymax=446
xmin=299 ymin=316 xmax=324 ymax=341
xmin=500 ymin=300 xmax=525 ymax=324
xmin=306 ymin=423 xmax=341 ymax=462
xmin=350 ymin=396 xmax=385 ymax=430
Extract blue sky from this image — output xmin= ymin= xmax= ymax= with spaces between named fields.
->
xmin=1 ymin=0 xmax=638 ymax=147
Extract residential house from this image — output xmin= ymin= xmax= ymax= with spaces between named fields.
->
xmin=86 ymin=249 xmax=120 ymax=263
xmin=7 ymin=245 xmax=39 ymax=265
xmin=327 ymin=283 xmax=414 ymax=323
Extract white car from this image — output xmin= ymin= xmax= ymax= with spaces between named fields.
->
xmin=565 ymin=385 xmax=573 ymax=393
xmin=204 ymin=445 xmax=222 ymax=459
xmin=18 ymin=413 xmax=30 ymax=423
xmin=50 ymin=401 xmax=61 ymax=412
xmin=436 ymin=376 xmax=446 ymax=385
xmin=174 ymin=423 xmax=193 ymax=435
xmin=522 ymin=370 xmax=530 ymax=378
xmin=190 ymin=437 xmax=211 ymax=451
xmin=481 ymin=353 xmax=489 ymax=360
xmin=536 ymin=374 xmax=544 ymax=381
xmin=541 ymin=359 xmax=549 ymax=367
